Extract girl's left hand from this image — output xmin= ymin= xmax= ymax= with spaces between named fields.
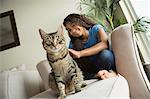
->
xmin=68 ymin=49 xmax=81 ymax=58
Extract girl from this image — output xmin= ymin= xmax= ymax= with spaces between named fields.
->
xmin=63 ymin=13 xmax=117 ymax=80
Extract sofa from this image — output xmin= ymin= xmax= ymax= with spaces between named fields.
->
xmin=0 ymin=24 xmax=149 ymax=99
xmin=0 ymin=69 xmax=45 ymax=99
xmin=31 ymin=60 xmax=130 ymax=99
xmin=111 ymin=24 xmax=150 ymax=99
xmin=0 ymin=68 xmax=130 ymax=99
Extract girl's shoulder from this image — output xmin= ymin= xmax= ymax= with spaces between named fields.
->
xmin=89 ymin=24 xmax=103 ymax=34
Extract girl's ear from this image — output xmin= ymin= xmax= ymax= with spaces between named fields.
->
xmin=57 ymin=25 xmax=64 ymax=35
xmin=39 ymin=28 xmax=47 ymax=39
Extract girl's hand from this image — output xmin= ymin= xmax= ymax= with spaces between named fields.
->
xmin=68 ymin=49 xmax=81 ymax=58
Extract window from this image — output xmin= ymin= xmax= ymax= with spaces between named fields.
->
xmin=119 ymin=0 xmax=150 ymax=64
xmin=130 ymin=0 xmax=150 ymax=41
xmin=130 ymin=0 xmax=150 ymax=17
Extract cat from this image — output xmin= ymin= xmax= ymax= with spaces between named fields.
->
xmin=39 ymin=26 xmax=86 ymax=99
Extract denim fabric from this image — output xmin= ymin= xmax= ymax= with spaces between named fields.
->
xmin=94 ymin=49 xmax=116 ymax=72
xmin=81 ymin=49 xmax=116 ymax=80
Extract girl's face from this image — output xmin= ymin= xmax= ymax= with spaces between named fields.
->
xmin=65 ymin=23 xmax=85 ymax=37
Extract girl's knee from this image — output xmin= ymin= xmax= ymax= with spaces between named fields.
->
xmin=98 ymin=49 xmax=114 ymax=60
xmin=97 ymin=49 xmax=116 ymax=70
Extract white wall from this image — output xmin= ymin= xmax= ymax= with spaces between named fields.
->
xmin=0 ymin=0 xmax=80 ymax=71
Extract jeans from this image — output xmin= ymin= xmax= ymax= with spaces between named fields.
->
xmin=93 ymin=49 xmax=116 ymax=72
xmin=79 ymin=49 xmax=116 ymax=80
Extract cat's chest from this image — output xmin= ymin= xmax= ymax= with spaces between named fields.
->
xmin=51 ymin=55 xmax=72 ymax=73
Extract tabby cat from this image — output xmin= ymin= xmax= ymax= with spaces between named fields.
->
xmin=39 ymin=26 xmax=86 ymax=99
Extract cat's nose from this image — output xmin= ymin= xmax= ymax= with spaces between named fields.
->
xmin=52 ymin=46 xmax=58 ymax=50
xmin=53 ymin=42 xmax=57 ymax=47
xmin=52 ymin=43 xmax=58 ymax=49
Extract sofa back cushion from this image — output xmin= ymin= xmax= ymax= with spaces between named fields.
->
xmin=0 ymin=70 xmax=44 ymax=99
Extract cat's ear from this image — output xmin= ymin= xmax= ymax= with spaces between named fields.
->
xmin=57 ymin=25 xmax=64 ymax=35
xmin=39 ymin=28 xmax=47 ymax=39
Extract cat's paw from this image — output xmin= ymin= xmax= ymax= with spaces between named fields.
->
xmin=57 ymin=94 xmax=66 ymax=99
xmin=81 ymin=83 xmax=87 ymax=88
xmin=75 ymin=88 xmax=82 ymax=93
xmin=58 ymin=95 xmax=66 ymax=99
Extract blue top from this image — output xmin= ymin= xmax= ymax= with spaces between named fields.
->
xmin=69 ymin=24 xmax=104 ymax=61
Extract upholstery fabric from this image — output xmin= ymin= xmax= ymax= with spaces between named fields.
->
xmin=30 ymin=75 xmax=130 ymax=99
xmin=36 ymin=60 xmax=51 ymax=90
xmin=111 ymin=24 xmax=150 ymax=99
xmin=35 ymin=60 xmax=130 ymax=99
xmin=0 ymin=70 xmax=44 ymax=99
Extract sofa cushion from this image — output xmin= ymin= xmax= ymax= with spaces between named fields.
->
xmin=9 ymin=64 xmax=26 ymax=71
xmin=30 ymin=74 xmax=130 ymax=99
xmin=0 ymin=70 xmax=44 ymax=99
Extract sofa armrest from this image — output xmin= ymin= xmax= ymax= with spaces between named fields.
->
xmin=36 ymin=60 xmax=52 ymax=90
xmin=111 ymin=24 xmax=150 ymax=99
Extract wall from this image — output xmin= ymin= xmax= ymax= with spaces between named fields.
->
xmin=0 ymin=0 xmax=80 ymax=71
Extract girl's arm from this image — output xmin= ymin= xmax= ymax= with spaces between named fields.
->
xmin=80 ymin=28 xmax=108 ymax=57
xmin=69 ymin=28 xmax=108 ymax=58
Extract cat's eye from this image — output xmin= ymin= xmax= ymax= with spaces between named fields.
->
xmin=59 ymin=39 xmax=64 ymax=44
xmin=59 ymin=40 xmax=62 ymax=44
xmin=45 ymin=36 xmax=50 ymax=40
xmin=46 ymin=42 xmax=52 ymax=46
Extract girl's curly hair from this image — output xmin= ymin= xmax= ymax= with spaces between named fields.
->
xmin=63 ymin=13 xmax=96 ymax=30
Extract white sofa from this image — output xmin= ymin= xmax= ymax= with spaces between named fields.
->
xmin=1 ymin=24 xmax=149 ymax=99
xmin=0 ymin=67 xmax=129 ymax=99
xmin=0 ymin=70 xmax=45 ymax=99
xmin=31 ymin=60 xmax=130 ymax=99
xmin=111 ymin=24 xmax=150 ymax=99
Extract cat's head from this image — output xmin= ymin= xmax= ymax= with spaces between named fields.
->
xmin=39 ymin=26 xmax=66 ymax=54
